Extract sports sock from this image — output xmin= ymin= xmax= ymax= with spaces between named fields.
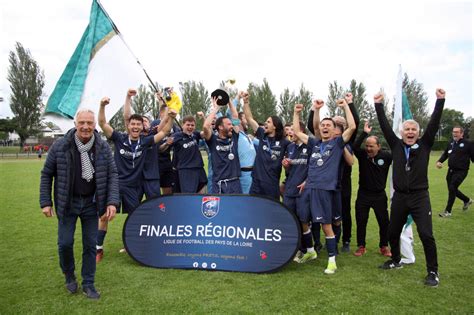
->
xmin=311 ymin=222 xmax=321 ymax=247
xmin=326 ymin=236 xmax=337 ymax=257
xmin=302 ymin=230 xmax=313 ymax=251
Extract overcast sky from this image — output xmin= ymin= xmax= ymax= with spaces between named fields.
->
xmin=0 ymin=0 xmax=472 ymax=119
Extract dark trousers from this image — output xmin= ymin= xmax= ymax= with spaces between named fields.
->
xmin=445 ymin=169 xmax=469 ymax=212
xmin=355 ymin=190 xmax=389 ymax=247
xmin=389 ymin=190 xmax=438 ymax=273
xmin=341 ymin=190 xmax=352 ymax=244
xmin=58 ymin=196 xmax=98 ymax=287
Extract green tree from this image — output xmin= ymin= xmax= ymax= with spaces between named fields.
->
xmin=179 ymin=81 xmax=210 ymax=129
xmin=465 ymin=117 xmax=472 ymax=139
xmin=326 ymin=81 xmax=345 ymax=117
xmin=247 ymin=78 xmax=277 ymax=124
xmin=294 ymin=84 xmax=313 ymax=125
xmin=7 ymin=42 xmax=45 ymax=149
xmin=403 ymin=73 xmax=429 ymax=131
xmin=132 ymin=84 xmax=153 ymax=116
xmin=348 ymin=79 xmax=374 ymax=128
xmin=0 ymin=117 xmax=17 ymax=141
xmin=109 ymin=107 xmax=125 ymax=131
xmin=278 ymin=88 xmax=296 ymax=126
xmin=439 ymin=108 xmax=465 ymax=140
xmin=148 ymin=81 xmax=162 ymax=120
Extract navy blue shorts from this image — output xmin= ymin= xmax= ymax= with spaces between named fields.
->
xmin=332 ymin=190 xmax=342 ymax=222
xmin=159 ymin=168 xmax=175 ymax=188
xmin=212 ymin=178 xmax=242 ymax=194
xmin=283 ymin=195 xmax=302 ymax=217
xmin=250 ymin=178 xmax=280 ymax=200
xmin=178 ymin=168 xmax=208 ymax=193
xmin=119 ymin=184 xmax=142 ymax=214
xmin=141 ymin=179 xmax=161 ymax=200
xmin=299 ymin=188 xmax=335 ymax=224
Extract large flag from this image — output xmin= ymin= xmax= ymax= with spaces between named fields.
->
xmin=44 ymin=0 xmax=149 ymax=132
xmin=391 ymin=65 xmax=415 ymax=264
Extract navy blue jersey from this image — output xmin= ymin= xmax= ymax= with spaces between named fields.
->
xmin=284 ymin=142 xmax=310 ymax=197
xmin=111 ymin=131 xmax=155 ymax=185
xmin=172 ymin=131 xmax=204 ymax=169
xmin=206 ymin=131 xmax=241 ymax=183
xmin=252 ymin=127 xmax=290 ymax=184
xmin=306 ymin=136 xmax=345 ymax=190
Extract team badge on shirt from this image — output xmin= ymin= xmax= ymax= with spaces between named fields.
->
xmin=202 ymin=196 xmax=220 ymax=219
xmin=377 ymin=159 xmax=384 ymax=166
xmin=460 ymin=143 xmax=464 ymax=148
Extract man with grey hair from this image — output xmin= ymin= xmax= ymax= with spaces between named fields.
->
xmin=40 ymin=108 xmax=119 ymax=299
xmin=375 ymin=88 xmax=445 ymax=287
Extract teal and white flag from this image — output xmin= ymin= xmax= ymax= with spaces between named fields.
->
xmin=391 ymin=65 xmax=415 ymax=264
xmin=45 ymin=0 xmax=148 ymax=132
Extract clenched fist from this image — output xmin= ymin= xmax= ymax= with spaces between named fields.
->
xmin=436 ymin=88 xmax=446 ymax=99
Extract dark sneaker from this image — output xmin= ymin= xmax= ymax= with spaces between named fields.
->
xmin=379 ymin=259 xmax=403 ymax=270
xmin=96 ymin=249 xmax=104 ymax=263
xmin=439 ymin=211 xmax=452 ymax=218
xmin=341 ymin=242 xmax=350 ymax=253
xmin=379 ymin=246 xmax=392 ymax=257
xmin=463 ymin=199 xmax=473 ymax=211
xmin=83 ymin=286 xmax=101 ymax=299
xmin=425 ymin=271 xmax=439 ymax=287
xmin=65 ymin=275 xmax=78 ymax=294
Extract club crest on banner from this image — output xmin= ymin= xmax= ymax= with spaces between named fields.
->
xmin=202 ymin=196 xmax=220 ymax=219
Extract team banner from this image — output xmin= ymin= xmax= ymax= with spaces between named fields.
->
xmin=123 ymin=194 xmax=301 ymax=273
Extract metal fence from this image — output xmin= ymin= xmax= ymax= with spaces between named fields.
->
xmin=0 ymin=152 xmax=47 ymax=159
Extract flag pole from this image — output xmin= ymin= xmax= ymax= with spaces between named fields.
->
xmin=96 ymin=0 xmax=181 ymax=129
xmin=96 ymin=0 xmax=159 ymax=94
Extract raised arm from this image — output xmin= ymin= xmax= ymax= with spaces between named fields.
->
xmin=228 ymin=97 xmax=239 ymax=119
xmin=242 ymin=91 xmax=259 ymax=131
xmin=123 ymin=88 xmax=137 ymax=124
xmin=354 ymin=121 xmax=371 ymax=151
xmin=202 ymin=97 xmax=220 ymax=141
xmin=339 ymin=99 xmax=356 ymax=143
xmin=422 ymin=88 xmax=446 ymax=147
xmin=153 ymin=91 xmax=170 ymax=133
xmin=98 ymin=97 xmax=114 ymax=138
xmin=154 ymin=110 xmax=177 ymax=144
xmin=293 ymin=104 xmax=309 ymax=144
xmin=345 ymin=92 xmax=360 ymax=144
xmin=227 ymin=99 xmax=241 ymax=134
xmin=307 ymin=108 xmax=315 ymax=135
xmin=312 ymin=99 xmax=324 ymax=139
xmin=374 ymin=93 xmax=398 ymax=147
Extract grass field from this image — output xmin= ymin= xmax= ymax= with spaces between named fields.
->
xmin=0 ymin=154 xmax=473 ymax=313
